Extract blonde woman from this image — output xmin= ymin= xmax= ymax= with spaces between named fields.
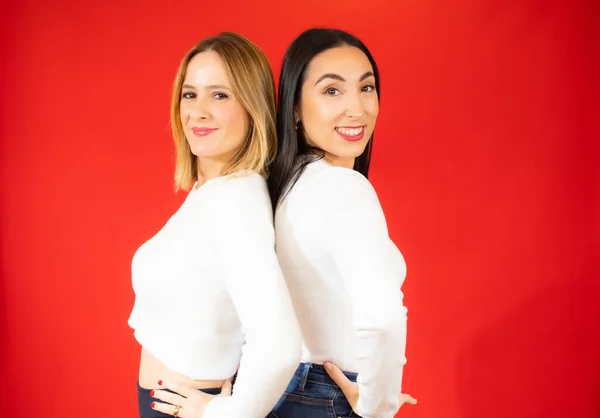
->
xmin=127 ymin=32 xmax=301 ymax=418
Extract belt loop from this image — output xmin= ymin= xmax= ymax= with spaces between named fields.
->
xmin=297 ymin=363 xmax=311 ymax=391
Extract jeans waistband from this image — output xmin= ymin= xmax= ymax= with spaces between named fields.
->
xmin=136 ymin=380 xmax=221 ymax=396
xmin=137 ymin=381 xmax=221 ymax=418
xmin=295 ymin=362 xmax=358 ymax=390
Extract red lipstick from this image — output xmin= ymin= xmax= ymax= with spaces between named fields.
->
xmin=335 ymin=126 xmax=365 ymax=142
xmin=192 ymin=127 xmax=218 ymax=137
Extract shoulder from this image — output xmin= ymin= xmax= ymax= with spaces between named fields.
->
xmin=210 ymin=171 xmax=272 ymax=214
xmin=214 ymin=171 xmax=267 ymax=196
xmin=284 ymin=162 xmax=385 ymax=227
xmin=295 ymin=161 xmax=377 ymax=203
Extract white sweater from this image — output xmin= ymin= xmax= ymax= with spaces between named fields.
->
xmin=128 ymin=172 xmax=301 ymax=418
xmin=274 ymin=159 xmax=408 ymax=418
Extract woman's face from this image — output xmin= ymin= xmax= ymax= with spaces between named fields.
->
xmin=179 ymin=50 xmax=250 ymax=169
xmin=297 ymin=45 xmax=379 ymax=168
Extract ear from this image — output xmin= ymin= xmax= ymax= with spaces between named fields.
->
xmin=294 ymin=108 xmax=301 ymax=124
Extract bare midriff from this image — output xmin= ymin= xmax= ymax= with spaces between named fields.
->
xmin=138 ymin=348 xmax=227 ymax=390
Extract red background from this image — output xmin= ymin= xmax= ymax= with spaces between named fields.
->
xmin=1 ymin=0 xmax=598 ymax=417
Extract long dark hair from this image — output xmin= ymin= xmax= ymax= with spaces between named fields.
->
xmin=267 ymin=28 xmax=381 ymax=211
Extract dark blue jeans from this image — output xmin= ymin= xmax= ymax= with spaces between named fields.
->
xmin=137 ymin=381 xmax=221 ymax=418
xmin=270 ymin=363 xmax=361 ymax=418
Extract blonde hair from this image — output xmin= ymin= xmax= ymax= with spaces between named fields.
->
xmin=170 ymin=32 xmax=277 ymax=191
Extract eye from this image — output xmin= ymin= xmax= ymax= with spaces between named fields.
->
xmin=212 ymin=92 xmax=229 ymax=100
xmin=324 ymin=87 xmax=340 ymax=96
xmin=181 ymin=91 xmax=196 ymax=99
xmin=361 ymin=84 xmax=375 ymax=93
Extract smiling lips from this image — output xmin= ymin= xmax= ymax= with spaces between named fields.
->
xmin=192 ymin=126 xmax=363 ymax=140
xmin=335 ymin=126 xmax=365 ymax=142
xmin=192 ymin=127 xmax=218 ymax=137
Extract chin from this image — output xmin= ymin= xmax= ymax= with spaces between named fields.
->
xmin=343 ymin=144 xmax=368 ymax=159
xmin=189 ymin=146 xmax=215 ymax=158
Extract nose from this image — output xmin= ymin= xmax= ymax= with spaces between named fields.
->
xmin=345 ymin=92 xmax=364 ymax=118
xmin=189 ymin=99 xmax=209 ymax=121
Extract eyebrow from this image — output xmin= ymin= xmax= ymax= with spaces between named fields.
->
xmin=314 ymin=71 xmax=375 ymax=85
xmin=182 ymin=84 xmax=232 ymax=91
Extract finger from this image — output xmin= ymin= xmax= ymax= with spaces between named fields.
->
xmin=324 ymin=362 xmax=352 ymax=390
xmin=151 ymin=389 xmax=187 ymax=408
xmin=151 ymin=400 xmax=181 ymax=416
xmin=219 ymin=379 xmax=232 ymax=397
xmin=400 ymin=393 xmax=417 ymax=403
xmin=158 ymin=380 xmax=195 ymax=399
xmin=400 ymin=393 xmax=418 ymax=405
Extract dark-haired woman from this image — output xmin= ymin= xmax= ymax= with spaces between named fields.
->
xmin=268 ymin=28 xmax=416 ymax=418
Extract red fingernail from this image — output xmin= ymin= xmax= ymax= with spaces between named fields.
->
xmin=150 ymin=390 xmax=155 ymax=397
xmin=158 ymin=380 xmax=162 ymax=386
xmin=151 ymin=402 xmax=156 ymax=409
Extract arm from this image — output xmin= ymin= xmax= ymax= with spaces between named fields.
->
xmin=323 ymin=169 xmax=407 ymax=418
xmin=203 ymin=177 xmax=302 ymax=418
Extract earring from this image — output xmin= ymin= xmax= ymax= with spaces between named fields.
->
xmin=295 ymin=118 xmax=300 ymax=131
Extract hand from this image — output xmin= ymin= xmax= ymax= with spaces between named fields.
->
xmin=324 ymin=361 xmax=417 ymax=415
xmin=151 ymin=378 xmax=232 ymax=417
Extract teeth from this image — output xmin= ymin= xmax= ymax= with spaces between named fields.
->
xmin=336 ymin=127 xmax=363 ymax=136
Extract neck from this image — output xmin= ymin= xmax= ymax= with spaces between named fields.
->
xmin=196 ymin=157 xmax=228 ymax=187
xmin=324 ymin=153 xmax=355 ymax=169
